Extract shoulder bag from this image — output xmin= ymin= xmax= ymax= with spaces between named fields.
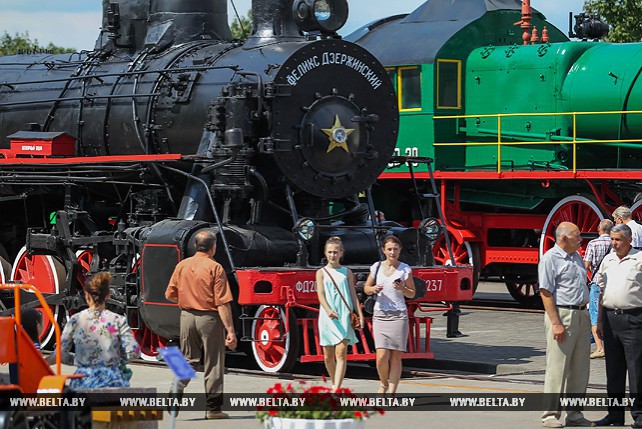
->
xmin=363 ymin=262 xmax=381 ymax=314
xmin=589 ymin=249 xmax=609 ymax=286
xmin=322 ymin=267 xmax=361 ymax=331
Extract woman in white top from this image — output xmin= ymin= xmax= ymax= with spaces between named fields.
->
xmin=364 ymin=235 xmax=415 ymax=394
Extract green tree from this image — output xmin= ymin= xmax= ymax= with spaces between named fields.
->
xmin=230 ymin=10 xmax=252 ymax=40
xmin=584 ymin=0 xmax=642 ymax=42
xmin=0 ymin=31 xmax=75 ymax=56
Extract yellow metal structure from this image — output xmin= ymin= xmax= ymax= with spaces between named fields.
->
xmin=434 ymin=110 xmax=642 ymax=173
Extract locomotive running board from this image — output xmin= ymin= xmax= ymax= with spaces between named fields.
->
xmin=0 ymin=153 xmax=182 ymax=164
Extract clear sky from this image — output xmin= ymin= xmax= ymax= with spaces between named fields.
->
xmin=0 ymin=0 xmax=585 ymax=51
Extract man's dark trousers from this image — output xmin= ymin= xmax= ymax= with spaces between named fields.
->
xmin=603 ymin=309 xmax=642 ymax=422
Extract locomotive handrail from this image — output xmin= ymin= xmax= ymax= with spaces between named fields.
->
xmin=434 ymin=110 xmax=642 ymax=173
xmin=0 ymin=64 xmax=239 ymax=88
xmin=0 ymin=93 xmax=164 ymax=108
xmin=0 ymin=283 xmax=62 ymax=375
xmin=434 ymin=110 xmax=642 ymax=118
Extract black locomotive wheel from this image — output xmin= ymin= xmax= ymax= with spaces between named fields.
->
xmin=60 ymin=390 xmax=91 ymax=429
xmin=0 ymin=257 xmax=10 ymax=283
xmin=251 ymin=305 xmax=299 ymax=373
xmin=0 ymin=410 xmax=28 ymax=429
xmin=505 ymin=279 xmax=542 ymax=308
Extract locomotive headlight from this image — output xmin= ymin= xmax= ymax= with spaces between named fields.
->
xmin=294 ymin=217 xmax=317 ymax=242
xmin=419 ymin=218 xmax=441 ymax=245
xmin=333 ymin=128 xmax=347 ymax=143
xmin=292 ymin=0 xmax=349 ymax=34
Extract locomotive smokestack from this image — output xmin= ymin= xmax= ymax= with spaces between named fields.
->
xmin=96 ymin=0 xmax=232 ymax=52
xmin=148 ymin=0 xmax=232 ymax=46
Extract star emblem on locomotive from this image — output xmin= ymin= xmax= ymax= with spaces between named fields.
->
xmin=322 ymin=115 xmax=354 ymax=154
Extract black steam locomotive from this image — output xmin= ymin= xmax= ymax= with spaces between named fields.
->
xmin=0 ymin=0 xmax=471 ymax=372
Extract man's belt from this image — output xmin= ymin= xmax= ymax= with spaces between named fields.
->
xmin=606 ymin=307 xmax=642 ymax=315
xmin=557 ymin=304 xmax=586 ymax=310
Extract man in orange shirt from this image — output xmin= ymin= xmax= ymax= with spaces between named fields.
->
xmin=165 ymin=230 xmax=237 ymax=420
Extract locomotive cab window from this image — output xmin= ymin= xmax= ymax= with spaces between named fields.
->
xmin=398 ymin=66 xmax=421 ymax=111
xmin=437 ymin=59 xmax=461 ymax=109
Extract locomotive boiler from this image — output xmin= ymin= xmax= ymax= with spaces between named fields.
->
xmin=0 ymin=0 xmax=473 ymax=372
xmin=349 ymin=0 xmax=642 ymax=306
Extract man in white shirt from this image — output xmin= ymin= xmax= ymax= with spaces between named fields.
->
xmin=539 ymin=222 xmax=591 ymax=428
xmin=594 ymin=224 xmax=642 ymax=427
xmin=612 ymin=206 xmax=642 ymax=249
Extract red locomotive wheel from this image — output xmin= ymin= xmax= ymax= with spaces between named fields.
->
xmin=129 ymin=256 xmax=168 ymax=361
xmin=540 ymin=195 xmax=607 ymax=258
xmin=432 ymin=234 xmax=480 ymax=292
xmin=11 ymin=246 xmax=67 ymax=350
xmin=507 ymin=196 xmax=607 ymax=308
xmin=251 ymin=305 xmax=299 ymax=373
xmin=133 ymin=321 xmax=168 ymax=361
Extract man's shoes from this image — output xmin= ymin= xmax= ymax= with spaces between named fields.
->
xmin=205 ymin=411 xmax=230 ymax=420
xmin=590 ymin=350 xmax=605 ymax=359
xmin=593 ymin=415 xmax=625 ymax=426
xmin=566 ymin=417 xmax=594 ymax=427
xmin=542 ymin=417 xmax=564 ymax=428
xmin=631 ymin=419 xmax=642 ymax=428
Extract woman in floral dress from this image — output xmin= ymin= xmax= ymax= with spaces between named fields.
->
xmin=61 ymin=272 xmax=140 ymax=388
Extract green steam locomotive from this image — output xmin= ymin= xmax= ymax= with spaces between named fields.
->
xmin=350 ymin=0 xmax=642 ymax=305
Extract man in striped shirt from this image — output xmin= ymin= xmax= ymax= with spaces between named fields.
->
xmin=583 ymin=219 xmax=613 ymax=359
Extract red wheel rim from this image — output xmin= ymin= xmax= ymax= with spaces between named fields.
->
xmin=11 ymin=247 xmax=66 ymax=346
xmin=540 ymin=196 xmax=605 ymax=257
xmin=433 ymin=234 xmax=472 ymax=266
xmin=252 ymin=306 xmax=288 ymax=369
